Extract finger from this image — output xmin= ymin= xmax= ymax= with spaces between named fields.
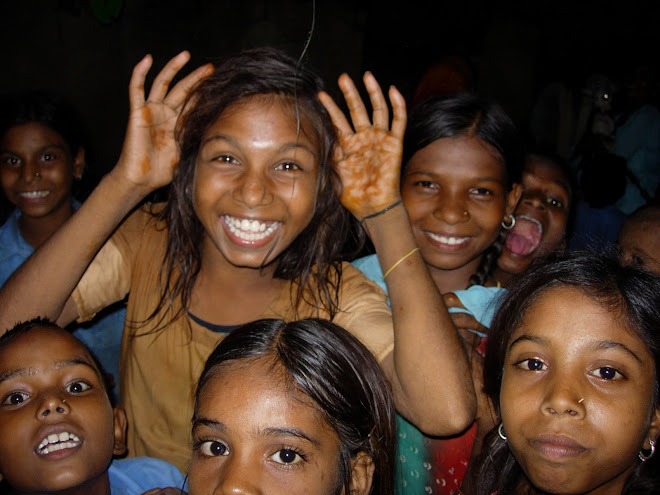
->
xmin=147 ymin=51 xmax=191 ymax=102
xmin=389 ymin=85 xmax=407 ymax=139
xmin=318 ymin=90 xmax=354 ymax=138
xmin=165 ymin=62 xmax=214 ymax=110
xmin=442 ymin=292 xmax=465 ymax=309
xmin=363 ymin=71 xmax=389 ymax=130
xmin=451 ymin=312 xmax=480 ymax=331
xmin=337 ymin=73 xmax=372 ymax=131
xmin=129 ymin=54 xmax=153 ymax=111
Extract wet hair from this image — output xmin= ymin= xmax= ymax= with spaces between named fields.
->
xmin=147 ymin=47 xmax=352 ymax=332
xmin=471 ymin=249 xmax=660 ymax=494
xmin=402 ymin=93 xmax=524 ymax=287
xmin=193 ymin=318 xmax=396 ymax=495
xmin=0 ymin=317 xmax=116 ymax=406
xmin=0 ymin=91 xmax=84 ymax=159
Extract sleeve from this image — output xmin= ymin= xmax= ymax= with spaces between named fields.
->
xmin=333 ymin=262 xmax=394 ymax=363
xmin=71 ymin=207 xmax=154 ymax=322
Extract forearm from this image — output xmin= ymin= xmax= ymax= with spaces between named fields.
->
xmin=365 ymin=206 xmax=477 ymax=434
xmin=0 ymin=172 xmax=146 ymax=330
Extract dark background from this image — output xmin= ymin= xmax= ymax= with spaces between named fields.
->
xmin=1 ymin=0 xmax=658 ymax=193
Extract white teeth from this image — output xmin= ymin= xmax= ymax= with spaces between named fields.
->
xmin=427 ymin=233 xmax=470 ymax=246
xmin=20 ymin=190 xmax=49 ymax=199
xmin=225 ymin=216 xmax=279 ymax=241
xmin=517 ymin=215 xmax=543 ymax=233
xmin=37 ymin=432 xmax=81 ymax=454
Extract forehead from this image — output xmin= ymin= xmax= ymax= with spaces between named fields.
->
xmin=620 ymin=218 xmax=660 ymax=244
xmin=523 ymin=158 xmax=570 ymax=192
xmin=2 ymin=122 xmax=68 ymax=150
xmin=0 ymin=327 xmax=99 ymax=375
xmin=407 ymin=135 xmax=506 ymax=179
xmin=197 ymin=357 xmax=331 ymax=433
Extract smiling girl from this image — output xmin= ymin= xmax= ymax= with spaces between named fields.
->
xmin=468 ymin=249 xmax=660 ymax=495
xmin=0 ymin=49 xmax=475 ymax=471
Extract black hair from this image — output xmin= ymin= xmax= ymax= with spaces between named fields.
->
xmin=0 ymin=317 xmax=116 ymax=406
xmin=144 ymin=47 xmax=354 ymax=334
xmin=193 ymin=318 xmax=396 ymax=495
xmin=402 ymin=93 xmax=524 ymax=287
xmin=0 ymin=91 xmax=85 ymax=161
xmin=471 ymin=249 xmax=660 ymax=494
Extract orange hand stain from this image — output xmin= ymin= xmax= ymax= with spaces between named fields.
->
xmin=141 ymin=107 xmax=153 ymax=125
xmin=140 ymin=156 xmax=152 ymax=175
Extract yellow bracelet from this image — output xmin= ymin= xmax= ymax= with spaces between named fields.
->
xmin=383 ymin=247 xmax=420 ymax=279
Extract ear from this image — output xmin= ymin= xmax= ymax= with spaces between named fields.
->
xmin=72 ymin=147 xmax=85 ymax=179
xmin=112 ymin=405 xmax=128 ymax=456
xmin=504 ymin=182 xmax=523 ymax=216
xmin=348 ymin=451 xmax=375 ymax=495
xmin=646 ymin=404 xmax=660 ymax=446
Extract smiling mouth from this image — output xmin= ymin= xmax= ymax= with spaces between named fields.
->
xmin=36 ymin=431 xmax=82 ymax=455
xmin=505 ymin=215 xmax=543 ymax=256
xmin=223 ymin=216 xmax=280 ymax=242
xmin=426 ymin=232 xmax=471 ymax=246
xmin=20 ymin=190 xmax=50 ymax=199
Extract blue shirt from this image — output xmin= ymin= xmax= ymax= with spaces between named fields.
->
xmin=109 ymin=457 xmax=186 ymax=494
xmin=0 ymin=205 xmax=125 ymax=400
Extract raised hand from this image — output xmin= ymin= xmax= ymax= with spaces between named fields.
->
xmin=318 ymin=72 xmax=406 ymax=221
xmin=113 ymin=51 xmax=213 ymax=195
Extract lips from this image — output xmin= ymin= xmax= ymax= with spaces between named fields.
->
xmin=19 ymin=190 xmax=50 ymax=200
xmin=531 ymin=434 xmax=588 ymax=460
xmin=36 ymin=431 xmax=82 ymax=455
xmin=505 ymin=215 xmax=543 ymax=256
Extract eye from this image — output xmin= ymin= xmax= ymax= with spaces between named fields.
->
xmin=591 ymin=366 xmax=624 ymax=381
xmin=469 ymin=187 xmax=493 ymax=196
xmin=65 ymin=381 xmax=91 ymax=394
xmin=1 ymin=156 xmax=21 ymax=168
xmin=414 ymin=180 xmax=437 ymax=190
xmin=274 ymin=162 xmax=301 ymax=172
xmin=199 ymin=440 xmax=229 ymax=457
xmin=42 ymin=152 xmax=58 ymax=162
xmin=546 ymin=197 xmax=564 ymax=208
xmin=269 ymin=448 xmax=305 ymax=465
xmin=632 ymin=255 xmax=645 ymax=266
xmin=214 ymin=155 xmax=240 ymax=165
xmin=517 ymin=358 xmax=547 ymax=371
xmin=2 ymin=391 xmax=30 ymax=405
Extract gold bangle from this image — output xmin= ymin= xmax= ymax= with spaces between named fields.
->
xmin=383 ymin=247 xmax=420 ymax=279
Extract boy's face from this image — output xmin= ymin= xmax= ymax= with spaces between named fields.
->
xmin=0 ymin=326 xmax=122 ymax=493
xmin=618 ymin=219 xmax=660 ymax=275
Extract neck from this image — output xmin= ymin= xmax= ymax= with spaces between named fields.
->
xmin=10 ymin=470 xmax=111 ymax=495
xmin=18 ymin=201 xmax=74 ymax=249
xmin=427 ymin=259 xmax=480 ymax=294
xmin=491 ymin=265 xmax=515 ymax=289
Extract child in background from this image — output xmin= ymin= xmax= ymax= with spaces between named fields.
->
xmin=617 ymin=204 xmax=660 ymax=275
xmin=323 ymin=90 xmax=523 ymax=493
xmin=493 ymin=152 xmax=573 ymax=288
xmin=187 ymin=318 xmax=396 ymax=495
xmin=0 ymin=318 xmax=185 ymax=495
xmin=469 ymin=249 xmax=660 ymax=495
xmin=0 ymin=92 xmax=125 ymax=400
xmin=0 ymin=49 xmax=474 ymax=471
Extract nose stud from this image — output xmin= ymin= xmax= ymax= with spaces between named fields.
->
xmin=34 ymin=171 xmax=41 ymax=178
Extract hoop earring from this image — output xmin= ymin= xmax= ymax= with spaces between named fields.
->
xmin=501 ymin=214 xmax=515 ymax=230
xmin=498 ymin=423 xmax=507 ymax=441
xmin=639 ymin=439 xmax=656 ymax=462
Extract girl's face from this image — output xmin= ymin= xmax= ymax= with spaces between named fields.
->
xmin=500 ymin=287 xmax=660 ymax=495
xmin=0 ymin=122 xmax=83 ymax=221
xmin=0 ymin=327 xmax=121 ymax=493
xmin=188 ymin=357 xmax=347 ymax=495
xmin=401 ymin=135 xmax=520 ymax=284
xmin=498 ymin=157 xmax=571 ymax=276
xmin=193 ymin=96 xmax=320 ymax=270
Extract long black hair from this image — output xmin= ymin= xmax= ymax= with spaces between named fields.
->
xmin=193 ymin=318 xmax=396 ymax=495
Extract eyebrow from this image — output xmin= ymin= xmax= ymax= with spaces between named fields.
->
xmin=508 ymin=334 xmax=642 ymax=363
xmin=0 ymin=358 xmax=99 ymax=385
xmin=192 ymin=417 xmax=321 ymax=447
xmin=406 ymin=170 xmax=505 ymax=183
xmin=0 ymin=144 xmax=68 ymax=155
xmin=200 ymin=134 xmax=317 ymax=159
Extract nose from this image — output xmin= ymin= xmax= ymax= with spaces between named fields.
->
xmin=432 ymin=192 xmax=469 ymax=224
xmin=232 ymin=169 xmax=273 ymax=208
xmin=540 ymin=371 xmax=585 ymax=418
xmin=20 ymin=159 xmax=41 ymax=184
xmin=36 ymin=393 xmax=70 ymax=419
xmin=216 ymin=456 xmax=262 ymax=495
xmin=521 ymin=190 xmax=546 ymax=210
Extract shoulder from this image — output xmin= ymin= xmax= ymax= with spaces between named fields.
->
xmin=109 ymin=457 xmax=185 ymax=493
xmin=350 ymin=254 xmax=388 ymax=295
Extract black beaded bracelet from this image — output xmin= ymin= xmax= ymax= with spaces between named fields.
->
xmin=359 ymin=200 xmax=402 ymax=226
